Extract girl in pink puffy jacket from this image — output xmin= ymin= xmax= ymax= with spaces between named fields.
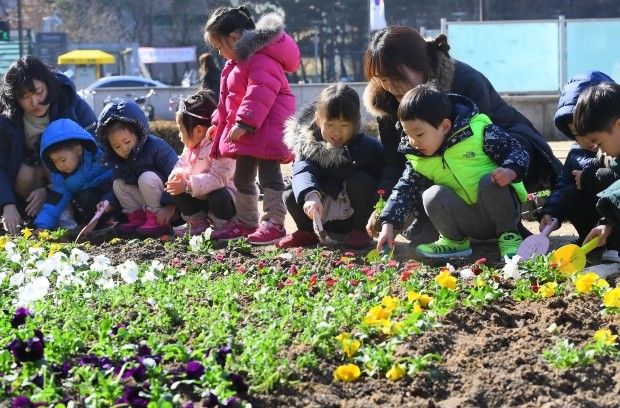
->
xmin=204 ymin=6 xmax=300 ymax=245
xmin=165 ymin=90 xmax=237 ymax=237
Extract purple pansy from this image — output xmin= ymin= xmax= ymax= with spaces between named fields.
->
xmin=10 ymin=307 xmax=31 ymax=328
xmin=201 ymin=392 xmax=220 ymax=407
xmin=185 ymin=361 xmax=205 ymax=380
xmin=114 ymin=384 xmax=150 ymax=408
xmin=206 ymin=345 xmax=232 ymax=367
xmin=7 ymin=330 xmax=45 ymax=363
xmin=228 ymin=373 xmax=248 ymax=393
xmin=12 ymin=395 xmax=47 ymax=407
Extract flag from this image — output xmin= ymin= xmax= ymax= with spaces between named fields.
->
xmin=370 ymin=0 xmax=387 ymax=32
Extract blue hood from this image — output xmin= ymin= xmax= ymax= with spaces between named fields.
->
xmin=40 ymin=118 xmax=98 ymax=172
xmin=96 ymin=99 xmax=150 ymax=161
xmin=555 ymin=71 xmax=614 ymax=140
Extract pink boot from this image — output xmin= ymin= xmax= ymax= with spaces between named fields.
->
xmin=135 ymin=209 xmax=171 ymax=237
xmin=118 ymin=209 xmax=146 ymax=234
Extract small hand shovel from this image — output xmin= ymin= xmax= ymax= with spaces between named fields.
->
xmin=516 ymin=218 xmax=558 ymax=261
xmin=75 ymin=201 xmax=109 ymax=243
xmin=550 ymin=238 xmax=600 ymax=274
xmin=312 ymin=211 xmax=327 ymax=242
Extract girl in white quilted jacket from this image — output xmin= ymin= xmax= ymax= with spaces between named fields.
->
xmin=165 ymin=90 xmax=237 ymax=236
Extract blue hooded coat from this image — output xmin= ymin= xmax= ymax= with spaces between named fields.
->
xmin=34 ymin=119 xmax=112 ymax=229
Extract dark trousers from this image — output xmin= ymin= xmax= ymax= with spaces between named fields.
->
xmin=285 ymin=170 xmax=376 ymax=233
xmin=560 ymin=184 xmax=600 ymax=244
xmin=171 ymin=187 xmax=235 ymax=221
xmin=72 ymin=179 xmax=116 ymax=224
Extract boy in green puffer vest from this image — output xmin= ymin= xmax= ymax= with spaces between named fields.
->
xmin=376 ymin=84 xmax=529 ymax=260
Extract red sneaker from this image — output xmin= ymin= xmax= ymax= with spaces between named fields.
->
xmin=348 ymin=229 xmax=372 ymax=249
xmin=174 ymin=219 xmax=210 ymax=237
xmin=136 ymin=210 xmax=171 ymax=237
xmin=210 ymin=220 xmax=256 ymax=240
xmin=277 ymin=230 xmax=320 ymax=249
xmin=246 ymin=221 xmax=286 ymax=245
xmin=118 ymin=209 xmax=146 ymax=234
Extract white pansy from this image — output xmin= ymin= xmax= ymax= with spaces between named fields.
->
xmin=189 ymin=235 xmax=203 ymax=252
xmin=502 ymin=256 xmax=523 ymax=280
xmin=96 ymin=277 xmax=117 ymax=289
xmin=28 ymin=247 xmax=45 ymax=258
xmin=141 ymin=270 xmax=158 ymax=282
xmin=0 ymin=271 xmax=5 ymax=284
xmin=9 ymin=252 xmax=21 ymax=263
xmin=459 ymin=268 xmax=475 ymax=279
xmin=118 ymin=260 xmax=139 ymax=284
xmin=316 ymin=321 xmax=329 ymax=329
xmin=18 ymin=276 xmax=50 ymax=304
xmin=91 ymin=255 xmax=112 ymax=271
xmin=70 ymin=248 xmax=90 ymax=265
xmin=9 ymin=272 xmax=25 ymax=287
xmin=150 ymin=260 xmax=164 ymax=272
xmin=35 ymin=259 xmax=56 ymax=277
xmin=444 ymin=263 xmax=455 ymax=273
xmin=5 ymin=242 xmax=16 ymax=254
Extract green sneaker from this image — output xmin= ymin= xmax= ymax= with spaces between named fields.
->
xmin=498 ymin=231 xmax=523 ymax=258
xmin=416 ymin=236 xmax=472 ymax=259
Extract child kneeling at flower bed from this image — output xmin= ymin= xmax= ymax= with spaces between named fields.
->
xmin=164 ymin=90 xmax=237 ymax=237
xmin=95 ymin=100 xmax=179 ymax=238
xmin=376 ymin=85 xmax=529 ymax=259
xmin=33 ymin=119 xmax=114 ymax=232
xmin=277 ymin=83 xmax=384 ymax=249
xmin=575 ymin=82 xmax=620 ymax=251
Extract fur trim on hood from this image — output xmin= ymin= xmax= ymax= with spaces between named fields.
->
xmin=284 ymin=102 xmax=350 ymax=169
xmin=363 ymin=44 xmax=454 ymax=118
xmin=234 ymin=13 xmax=284 ymax=62
xmin=96 ymin=100 xmax=150 ymax=162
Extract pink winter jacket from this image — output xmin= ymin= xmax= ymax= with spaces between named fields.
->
xmin=170 ymin=135 xmax=237 ymax=203
xmin=210 ymin=13 xmax=300 ymax=162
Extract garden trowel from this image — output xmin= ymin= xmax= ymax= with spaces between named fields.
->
xmin=75 ymin=201 xmax=110 ymax=243
xmin=550 ymin=238 xmax=600 ymax=274
xmin=516 ymin=218 xmax=558 ymax=260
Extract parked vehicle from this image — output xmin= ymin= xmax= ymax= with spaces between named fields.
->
xmin=103 ymin=89 xmax=157 ymax=121
xmin=77 ymin=75 xmax=168 ymax=98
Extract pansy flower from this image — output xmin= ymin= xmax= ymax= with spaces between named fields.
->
xmin=7 ymin=329 xmax=45 ymax=363
xmin=10 ymin=307 xmax=31 ymax=328
xmin=186 ymin=361 xmax=205 ymax=380
xmin=333 ymin=363 xmax=361 ymax=382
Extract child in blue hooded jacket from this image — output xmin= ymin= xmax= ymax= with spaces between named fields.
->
xmin=95 ymin=100 xmax=179 ymax=237
xmin=33 ymin=118 xmax=113 ymax=231
xmin=538 ymin=71 xmax=620 ymax=262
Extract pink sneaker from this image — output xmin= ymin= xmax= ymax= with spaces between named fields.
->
xmin=210 ymin=220 xmax=256 ymax=240
xmin=246 ymin=221 xmax=286 ymax=246
xmin=174 ymin=219 xmax=210 ymax=237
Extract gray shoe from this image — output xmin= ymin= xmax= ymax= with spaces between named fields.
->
xmin=601 ymin=249 xmax=620 ymax=263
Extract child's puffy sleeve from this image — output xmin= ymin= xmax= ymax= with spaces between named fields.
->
xmin=189 ymin=156 xmax=235 ymax=196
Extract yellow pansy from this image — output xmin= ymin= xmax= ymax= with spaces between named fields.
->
xmin=386 ymin=363 xmax=406 ymax=381
xmin=334 ymin=364 xmax=361 ymax=382
xmin=603 ymin=287 xmax=620 ymax=308
xmin=475 ymin=276 xmax=486 ymax=288
xmin=574 ymin=272 xmax=599 ymax=293
xmin=408 ymin=291 xmax=421 ymax=303
xmin=539 ymin=282 xmax=557 ymax=298
xmin=335 ymin=333 xmax=351 ymax=342
xmin=37 ymin=230 xmax=50 ymax=240
xmin=363 ymin=305 xmax=392 ymax=326
xmin=419 ymin=294 xmax=433 ymax=307
xmin=411 ymin=302 xmax=422 ymax=314
xmin=594 ymin=329 xmax=618 ymax=345
xmin=390 ymin=321 xmax=404 ymax=335
xmin=22 ymin=227 xmax=32 ymax=239
xmin=435 ymin=270 xmax=457 ymax=290
xmin=0 ymin=236 xmax=7 ymax=248
xmin=381 ymin=296 xmax=399 ymax=312
xmin=110 ymin=238 xmax=121 ymax=244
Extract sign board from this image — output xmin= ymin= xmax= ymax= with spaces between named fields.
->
xmin=138 ymin=47 xmax=196 ymax=64
xmin=35 ymin=32 xmax=68 ymax=66
xmin=73 ymin=66 xmax=97 ymax=91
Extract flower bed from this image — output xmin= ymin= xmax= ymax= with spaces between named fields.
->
xmin=1 ymin=230 xmax=619 ymax=407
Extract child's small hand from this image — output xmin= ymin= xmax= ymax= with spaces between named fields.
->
xmin=584 ymin=224 xmax=611 ymax=247
xmin=227 ymin=125 xmax=246 ymax=142
xmin=572 ymin=170 xmax=583 ymax=190
xmin=538 ymin=214 xmax=558 ymax=233
xmin=96 ymin=200 xmax=111 ymax=213
xmin=157 ymin=205 xmax=176 ymax=225
xmin=165 ymin=174 xmax=186 ymax=196
xmin=376 ymin=223 xmax=394 ymax=252
xmin=303 ymin=200 xmax=323 ymax=220
xmin=491 ymin=168 xmax=516 ymax=187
